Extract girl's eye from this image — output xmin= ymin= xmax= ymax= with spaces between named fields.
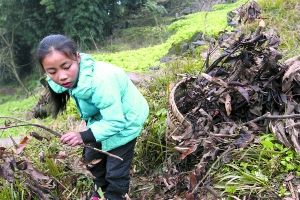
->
xmin=47 ymin=70 xmax=56 ymax=75
xmin=63 ymin=64 xmax=71 ymax=69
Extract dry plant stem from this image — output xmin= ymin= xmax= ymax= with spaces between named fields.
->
xmin=242 ymin=112 xmax=300 ymax=126
xmin=288 ymin=180 xmax=299 ymax=200
xmin=9 ymin=135 xmax=18 ymax=148
xmin=204 ymin=185 xmax=221 ymax=198
xmin=0 ymin=116 xmax=123 ymax=161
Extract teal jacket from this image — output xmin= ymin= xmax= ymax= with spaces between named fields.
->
xmin=47 ymin=53 xmax=149 ymax=151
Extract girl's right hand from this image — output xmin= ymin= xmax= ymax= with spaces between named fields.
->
xmin=60 ymin=131 xmax=83 ymax=147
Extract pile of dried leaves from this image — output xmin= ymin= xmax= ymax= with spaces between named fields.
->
xmin=0 ymin=132 xmax=95 ymax=199
xmin=159 ymin=3 xmax=300 ymax=200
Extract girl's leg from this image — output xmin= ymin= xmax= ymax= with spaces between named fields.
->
xmin=104 ymin=139 xmax=136 ymax=200
xmin=83 ymin=142 xmax=108 ymax=190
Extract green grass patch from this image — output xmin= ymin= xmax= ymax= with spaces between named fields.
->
xmin=257 ymin=0 xmax=300 ymax=59
xmin=0 ymin=96 xmax=38 ymax=137
xmin=213 ymin=134 xmax=300 ymax=199
xmin=101 ymin=26 xmax=170 ymax=52
xmin=92 ymin=0 xmax=248 ymax=72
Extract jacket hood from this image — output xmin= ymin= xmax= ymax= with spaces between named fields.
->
xmin=47 ymin=53 xmax=95 ymax=99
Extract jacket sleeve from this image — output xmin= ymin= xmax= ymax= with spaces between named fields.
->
xmin=88 ymin=73 xmax=127 ymax=142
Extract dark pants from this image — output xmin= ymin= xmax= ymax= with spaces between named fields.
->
xmin=84 ymin=139 xmax=136 ymax=200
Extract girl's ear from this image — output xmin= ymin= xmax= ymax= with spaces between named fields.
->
xmin=76 ymin=52 xmax=81 ymax=62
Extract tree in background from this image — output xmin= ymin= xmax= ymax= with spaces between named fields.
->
xmin=0 ymin=0 xmax=153 ymax=85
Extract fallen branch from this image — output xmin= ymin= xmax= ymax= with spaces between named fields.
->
xmin=0 ymin=116 xmax=123 ymax=161
xmin=242 ymin=112 xmax=300 ymax=126
xmin=0 ymin=123 xmax=61 ymax=137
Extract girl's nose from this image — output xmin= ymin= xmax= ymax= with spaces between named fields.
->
xmin=59 ymin=72 xmax=68 ymax=81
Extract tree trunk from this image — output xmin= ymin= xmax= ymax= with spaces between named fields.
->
xmin=9 ymin=60 xmax=30 ymax=95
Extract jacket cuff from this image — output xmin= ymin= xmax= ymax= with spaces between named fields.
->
xmin=80 ymin=128 xmax=96 ymax=144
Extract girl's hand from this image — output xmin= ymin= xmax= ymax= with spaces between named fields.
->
xmin=60 ymin=132 xmax=83 ymax=147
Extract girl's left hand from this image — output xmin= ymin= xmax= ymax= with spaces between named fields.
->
xmin=60 ymin=132 xmax=83 ymax=147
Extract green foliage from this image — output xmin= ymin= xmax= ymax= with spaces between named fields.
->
xmin=213 ymin=134 xmax=300 ymax=198
xmin=143 ymin=0 xmax=167 ymax=15
xmin=102 ymin=26 xmax=169 ymax=52
xmin=0 ymin=0 xmax=152 ymax=84
xmin=259 ymin=134 xmax=300 ymax=173
xmin=0 ymin=183 xmax=12 ymax=199
xmin=45 ymin=157 xmax=63 ymax=178
xmin=93 ymin=44 xmax=168 ymax=71
xmin=92 ymin=0 xmax=247 ymax=72
xmin=0 ymin=180 xmax=28 ymax=200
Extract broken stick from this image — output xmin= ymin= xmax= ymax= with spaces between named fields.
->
xmin=0 ymin=116 xmax=123 ymax=161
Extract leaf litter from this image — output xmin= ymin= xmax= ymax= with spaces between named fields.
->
xmin=0 ymin=130 xmax=97 ymax=199
xmin=160 ymin=1 xmax=300 ymax=199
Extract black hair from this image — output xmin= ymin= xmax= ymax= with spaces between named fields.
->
xmin=37 ymin=34 xmax=77 ymax=118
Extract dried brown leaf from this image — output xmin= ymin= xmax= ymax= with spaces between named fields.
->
xmin=283 ymin=61 xmax=300 ymax=80
xmin=55 ymin=151 xmax=67 ymax=159
xmin=25 ymin=159 xmax=50 ymax=181
xmin=225 ymin=93 xmax=232 ymax=116
xmin=269 ymin=121 xmax=292 ymax=148
xmin=285 ymin=55 xmax=300 ymax=66
xmin=174 ymin=144 xmax=198 ymax=160
xmin=286 ymin=119 xmax=300 ymax=153
xmin=0 ymin=158 xmax=15 ymax=182
xmin=201 ymin=73 xmax=228 ymax=87
xmin=87 ymin=158 xmax=103 ymax=168
xmin=185 ymin=192 xmax=195 ymax=200
xmin=16 ymin=136 xmax=31 ymax=154
xmin=233 ymin=131 xmax=254 ymax=148
xmin=235 ymin=86 xmax=250 ymax=102
xmin=285 ymin=173 xmax=295 ymax=182
xmin=0 ymin=147 xmax=6 ymax=159
xmin=189 ymin=171 xmax=197 ymax=190
xmin=71 ymin=158 xmax=95 ymax=178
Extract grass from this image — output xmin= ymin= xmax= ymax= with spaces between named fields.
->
xmin=92 ymin=0 xmax=248 ymax=72
xmin=0 ymin=96 xmax=38 ymax=137
xmin=212 ymin=134 xmax=300 ymax=199
xmin=101 ymin=26 xmax=170 ymax=52
xmin=257 ymin=0 xmax=300 ymax=59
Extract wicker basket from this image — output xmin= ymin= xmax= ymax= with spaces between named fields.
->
xmin=167 ymin=78 xmax=193 ymax=140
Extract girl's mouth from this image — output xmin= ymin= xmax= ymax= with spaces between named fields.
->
xmin=62 ymin=82 xmax=72 ymax=88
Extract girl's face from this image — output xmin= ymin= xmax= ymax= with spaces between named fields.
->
xmin=42 ymin=50 xmax=80 ymax=88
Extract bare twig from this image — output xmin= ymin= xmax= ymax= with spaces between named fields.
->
xmin=288 ymin=180 xmax=298 ymax=200
xmin=0 ymin=116 xmax=123 ymax=161
xmin=242 ymin=112 xmax=300 ymax=126
xmin=9 ymin=135 xmax=18 ymax=148
xmin=0 ymin=123 xmax=61 ymax=137
xmin=204 ymin=185 xmax=221 ymax=198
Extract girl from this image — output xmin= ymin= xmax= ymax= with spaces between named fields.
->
xmin=37 ymin=34 xmax=149 ymax=200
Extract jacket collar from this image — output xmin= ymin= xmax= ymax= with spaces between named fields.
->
xmin=47 ymin=53 xmax=95 ymax=99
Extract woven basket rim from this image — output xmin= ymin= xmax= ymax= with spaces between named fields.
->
xmin=169 ymin=78 xmax=193 ymax=127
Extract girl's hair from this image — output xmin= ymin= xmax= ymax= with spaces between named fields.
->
xmin=37 ymin=34 xmax=77 ymax=118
